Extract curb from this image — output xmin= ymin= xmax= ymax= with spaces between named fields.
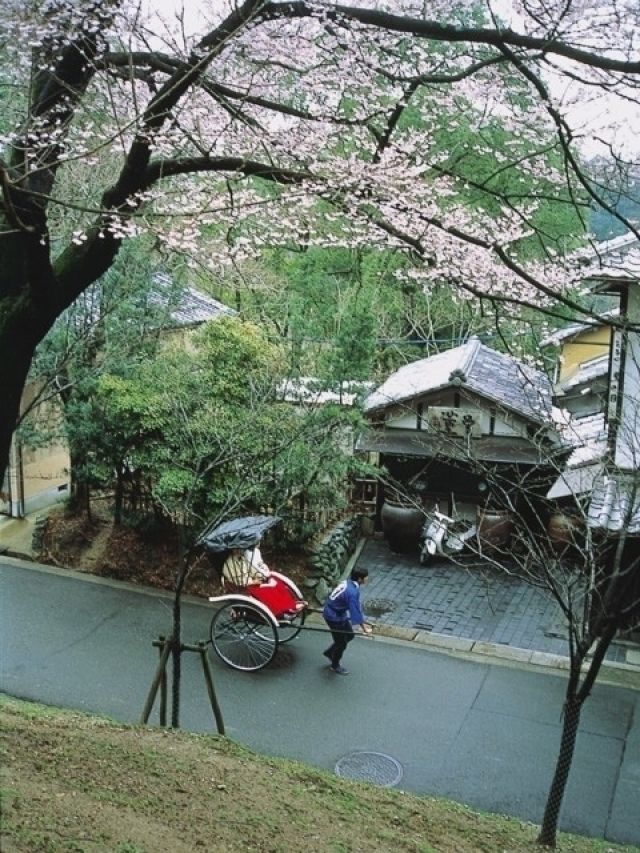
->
xmin=368 ymin=622 xmax=640 ymax=689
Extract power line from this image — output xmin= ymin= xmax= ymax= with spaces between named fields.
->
xmin=260 ymin=332 xmax=505 ymax=346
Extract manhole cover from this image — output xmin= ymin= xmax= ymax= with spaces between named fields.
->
xmin=363 ymin=598 xmax=396 ymax=617
xmin=334 ymin=751 xmax=403 ymax=787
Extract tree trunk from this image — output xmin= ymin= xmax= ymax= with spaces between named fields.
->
xmin=538 ymin=697 xmax=582 ymax=847
xmin=0 ymin=334 xmax=33 ymax=482
xmin=0 ymin=212 xmax=117 ymax=483
xmin=0 ymin=197 xmax=60 ymax=482
xmin=1 ymin=198 xmax=125 ymax=485
xmin=68 ymin=446 xmax=92 ymax=520
xmin=171 ymin=555 xmax=190 ymax=728
xmin=171 ymin=608 xmax=182 ymax=729
xmin=0 ymin=295 xmax=55 ymax=484
xmin=114 ymin=465 xmax=124 ymax=525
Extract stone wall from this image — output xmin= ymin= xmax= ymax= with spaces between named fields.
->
xmin=303 ymin=515 xmax=366 ymax=604
xmin=32 ymin=514 xmax=49 ymax=555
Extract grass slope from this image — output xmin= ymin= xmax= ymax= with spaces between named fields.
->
xmin=1 ymin=695 xmax=636 ymax=853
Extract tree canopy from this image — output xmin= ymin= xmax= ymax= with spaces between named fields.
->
xmin=2 ymin=0 xmax=639 ymax=476
xmin=54 ymin=310 xmax=367 ymax=531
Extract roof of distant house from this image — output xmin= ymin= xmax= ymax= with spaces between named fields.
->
xmin=556 ymin=353 xmax=610 ymax=393
xmin=169 ymin=287 xmax=235 ymax=327
xmin=541 ymin=309 xmax=619 ymax=347
xmin=363 ymin=336 xmax=554 ymax=425
xmin=578 ymin=231 xmax=640 ymax=283
xmin=542 ymin=232 xmax=639 ymax=346
xmin=278 ymin=377 xmax=373 ymax=406
xmin=151 ymin=272 xmax=235 ymax=328
xmin=547 ymin=411 xmax=640 ymax=532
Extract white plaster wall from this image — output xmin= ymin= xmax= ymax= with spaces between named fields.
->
xmin=615 ymin=285 xmax=640 ymax=470
xmin=385 ymin=392 xmax=526 ymax=437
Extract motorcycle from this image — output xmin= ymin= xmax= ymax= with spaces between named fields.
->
xmin=419 ymin=509 xmax=477 ymax=564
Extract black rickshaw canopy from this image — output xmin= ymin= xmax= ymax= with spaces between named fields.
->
xmin=198 ymin=514 xmax=281 ymax=553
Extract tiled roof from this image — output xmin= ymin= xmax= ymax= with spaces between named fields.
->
xmin=544 ymin=233 xmax=640 ymax=533
xmin=542 ymin=232 xmax=639 ymax=346
xmin=278 ymin=377 xmax=373 ymax=406
xmin=579 ymin=231 xmax=640 ymax=283
xmin=151 ymin=272 xmax=235 ymax=327
xmin=363 ymin=337 xmax=553 ymax=424
xmin=541 ymin=309 xmax=619 ymax=347
xmin=548 ymin=414 xmax=640 ymax=532
xmin=559 ymin=412 xmax=607 ymax=467
xmin=558 ymin=354 xmax=610 ymax=392
xmin=587 ymin=470 xmax=640 ymax=534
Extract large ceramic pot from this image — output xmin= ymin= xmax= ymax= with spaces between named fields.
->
xmin=476 ymin=507 xmax=513 ymax=552
xmin=381 ymin=497 xmax=425 ymax=554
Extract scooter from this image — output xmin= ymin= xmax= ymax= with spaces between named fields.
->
xmin=419 ymin=510 xmax=477 ymax=564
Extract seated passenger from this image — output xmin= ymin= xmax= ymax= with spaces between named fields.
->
xmin=222 ymin=546 xmax=305 ymax=618
xmin=244 ymin=545 xmax=270 ymax=578
xmin=222 ymin=548 xmax=267 ymax=587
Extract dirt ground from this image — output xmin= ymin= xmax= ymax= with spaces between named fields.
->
xmin=39 ymin=504 xmax=310 ymax=600
xmin=2 ymin=696 xmax=635 ymax=853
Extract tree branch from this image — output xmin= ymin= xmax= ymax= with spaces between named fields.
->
xmin=142 ymin=156 xmax=311 ymax=187
xmin=261 ymin=2 xmax=640 ymax=75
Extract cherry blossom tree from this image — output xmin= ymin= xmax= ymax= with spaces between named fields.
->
xmin=1 ymin=0 xmax=639 ymax=481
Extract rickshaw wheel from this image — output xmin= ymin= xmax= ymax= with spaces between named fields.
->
xmin=210 ymin=600 xmax=278 ymax=671
xmin=277 ymin=609 xmax=306 ymax=644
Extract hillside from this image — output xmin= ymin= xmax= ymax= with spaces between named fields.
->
xmin=1 ymin=696 xmax=636 ymax=853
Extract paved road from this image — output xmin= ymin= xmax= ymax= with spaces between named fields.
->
xmin=1 ymin=557 xmax=639 ymax=846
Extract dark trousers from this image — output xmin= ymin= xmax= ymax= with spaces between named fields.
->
xmin=324 ymin=619 xmax=354 ymax=667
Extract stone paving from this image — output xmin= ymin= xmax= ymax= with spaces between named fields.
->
xmin=357 ymin=537 xmax=630 ymax=664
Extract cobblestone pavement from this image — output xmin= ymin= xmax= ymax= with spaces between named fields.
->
xmin=357 ymin=537 xmax=630 ymax=665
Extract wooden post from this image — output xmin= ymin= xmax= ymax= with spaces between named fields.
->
xmin=181 ymin=642 xmax=226 ymax=735
xmin=140 ymin=636 xmax=172 ymax=725
xmin=159 ymin=637 xmax=168 ymax=727
xmin=141 ymin=637 xmax=225 ymax=734
xmin=197 ymin=641 xmax=225 ymax=735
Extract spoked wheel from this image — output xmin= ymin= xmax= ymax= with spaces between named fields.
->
xmin=210 ymin=601 xmax=278 ymax=671
xmin=277 ymin=608 xmax=307 ymax=644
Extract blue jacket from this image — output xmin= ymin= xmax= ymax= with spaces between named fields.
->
xmin=323 ymin=579 xmax=365 ymax=626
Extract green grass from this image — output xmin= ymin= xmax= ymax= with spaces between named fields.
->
xmin=1 ymin=694 xmax=637 ymax=853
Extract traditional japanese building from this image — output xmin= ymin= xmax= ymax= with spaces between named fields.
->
xmin=546 ymin=233 xmax=640 ymax=636
xmin=357 ymin=337 xmax=566 ymax=552
xmin=547 ymin=232 xmax=640 ymax=535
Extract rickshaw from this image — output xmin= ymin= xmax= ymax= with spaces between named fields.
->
xmin=199 ymin=515 xmax=309 ymax=671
